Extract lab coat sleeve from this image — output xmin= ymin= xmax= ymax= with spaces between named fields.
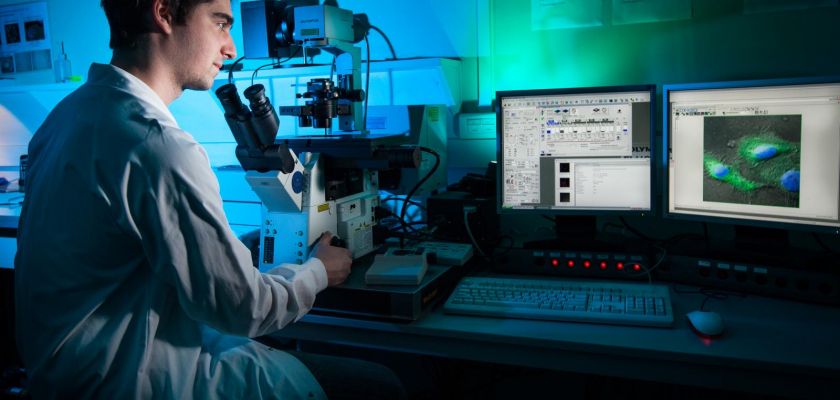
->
xmin=123 ymin=123 xmax=328 ymax=337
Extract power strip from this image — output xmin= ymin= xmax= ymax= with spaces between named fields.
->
xmin=659 ymin=255 xmax=840 ymax=306
xmin=493 ymin=249 xmax=651 ymax=280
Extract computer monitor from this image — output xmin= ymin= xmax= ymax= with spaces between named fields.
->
xmin=664 ymin=77 xmax=840 ymax=235
xmin=496 ymin=85 xmax=656 ymax=218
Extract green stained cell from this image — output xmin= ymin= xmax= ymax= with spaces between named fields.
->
xmin=735 ymin=134 xmax=801 ymax=189
xmin=704 ymin=154 xmax=760 ymax=191
xmin=739 ymin=134 xmax=795 ymax=164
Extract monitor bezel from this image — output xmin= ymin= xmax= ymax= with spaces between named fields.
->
xmin=496 ymin=84 xmax=657 ymax=217
xmin=662 ymin=76 xmax=840 ymax=235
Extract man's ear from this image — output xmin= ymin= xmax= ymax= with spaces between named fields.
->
xmin=151 ymin=0 xmax=175 ymax=34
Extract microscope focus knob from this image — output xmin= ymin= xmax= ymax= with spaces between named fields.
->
xmin=330 ymin=236 xmax=348 ymax=248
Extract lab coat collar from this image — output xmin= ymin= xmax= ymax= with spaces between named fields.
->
xmin=87 ymin=63 xmax=179 ymax=129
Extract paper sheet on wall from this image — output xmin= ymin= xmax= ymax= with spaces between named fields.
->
xmin=0 ymin=2 xmax=51 ymax=74
xmin=612 ymin=0 xmax=691 ymax=26
xmin=531 ymin=0 xmax=603 ymax=31
xmin=744 ymin=0 xmax=838 ymax=14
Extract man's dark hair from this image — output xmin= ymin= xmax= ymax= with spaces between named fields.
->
xmin=101 ymin=0 xmax=215 ymax=49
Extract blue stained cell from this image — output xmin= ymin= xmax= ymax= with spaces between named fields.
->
xmin=751 ymin=144 xmax=778 ymax=160
xmin=711 ymin=164 xmax=729 ymax=179
xmin=780 ymin=170 xmax=800 ymax=192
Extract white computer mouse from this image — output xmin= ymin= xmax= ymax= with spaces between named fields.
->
xmin=686 ymin=310 xmax=725 ymax=338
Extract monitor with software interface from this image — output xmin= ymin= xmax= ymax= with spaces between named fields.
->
xmin=664 ymin=77 xmax=840 ymax=234
xmin=496 ymin=85 xmax=655 ymax=216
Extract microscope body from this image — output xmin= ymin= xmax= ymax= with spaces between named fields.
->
xmin=243 ymin=147 xmax=383 ymax=271
xmin=218 ymin=3 xmax=421 ymax=271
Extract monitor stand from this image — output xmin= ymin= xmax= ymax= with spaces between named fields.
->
xmin=732 ymin=225 xmax=789 ymax=258
xmin=699 ymin=224 xmax=801 ymax=267
xmin=523 ymin=216 xmax=622 ymax=251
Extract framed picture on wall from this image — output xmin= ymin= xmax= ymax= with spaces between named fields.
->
xmin=0 ymin=2 xmax=51 ymax=74
xmin=4 ymin=23 xmax=21 ymax=44
xmin=0 ymin=54 xmax=13 ymax=74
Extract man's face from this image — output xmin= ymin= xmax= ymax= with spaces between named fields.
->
xmin=170 ymin=0 xmax=236 ymax=91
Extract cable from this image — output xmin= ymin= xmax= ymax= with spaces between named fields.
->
xmin=380 ymin=196 xmax=427 ymax=211
xmin=378 ymin=206 xmax=418 ymax=233
xmin=227 ymin=56 xmax=246 ymax=83
xmin=406 ymin=221 xmax=428 ymax=227
xmin=387 ymin=230 xmax=435 ymax=242
xmin=618 ymin=216 xmax=658 ymax=242
xmin=489 ymin=235 xmax=515 ymax=258
xmin=250 ymin=63 xmax=275 ymax=87
xmin=672 ymin=284 xmax=747 ymax=311
xmin=627 ymin=244 xmax=667 ymax=284
xmin=398 ymin=147 xmax=440 ymax=247
xmin=0 ymin=195 xmax=24 ymax=207
xmin=363 ymin=34 xmax=370 ymax=132
xmin=398 ymin=147 xmax=440 ymax=227
xmin=463 ymin=207 xmax=487 ymax=258
xmin=250 ymin=47 xmax=302 ymax=86
xmin=369 ymin=25 xmax=397 ymax=60
xmin=812 ymin=233 xmax=840 ymax=255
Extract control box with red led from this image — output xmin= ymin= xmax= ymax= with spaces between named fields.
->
xmin=492 ymin=249 xmax=651 ymax=280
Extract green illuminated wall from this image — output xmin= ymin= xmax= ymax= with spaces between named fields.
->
xmin=486 ymin=1 xmax=840 ymax=95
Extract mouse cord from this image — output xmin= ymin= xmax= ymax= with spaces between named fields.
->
xmin=673 ymin=285 xmax=747 ymax=311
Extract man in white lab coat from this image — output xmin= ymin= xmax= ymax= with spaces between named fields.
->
xmin=14 ymin=0 xmax=404 ymax=398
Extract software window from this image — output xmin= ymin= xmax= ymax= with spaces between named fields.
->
xmin=669 ymin=83 xmax=840 ymax=228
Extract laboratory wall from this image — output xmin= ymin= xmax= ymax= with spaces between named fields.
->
xmin=2 ymin=0 xmax=840 ymax=172
xmin=489 ymin=1 xmax=840 ymax=96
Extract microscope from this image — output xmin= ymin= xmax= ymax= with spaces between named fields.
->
xmin=278 ymin=5 xmax=366 ymax=134
xmin=216 ymin=3 xmax=418 ymax=271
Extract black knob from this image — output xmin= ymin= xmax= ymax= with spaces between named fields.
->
xmin=330 ymin=236 xmax=348 ymax=248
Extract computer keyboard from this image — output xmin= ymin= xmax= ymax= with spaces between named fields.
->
xmin=443 ymin=276 xmax=674 ymax=328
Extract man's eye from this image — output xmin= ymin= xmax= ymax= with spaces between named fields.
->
xmin=217 ymin=22 xmax=229 ymax=31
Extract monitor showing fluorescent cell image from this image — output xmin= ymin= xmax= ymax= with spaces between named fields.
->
xmin=664 ymin=78 xmax=840 ymax=233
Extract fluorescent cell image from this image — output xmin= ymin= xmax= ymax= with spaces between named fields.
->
xmin=702 ymin=115 xmax=801 ymax=208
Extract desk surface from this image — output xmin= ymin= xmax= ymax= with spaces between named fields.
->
xmin=272 ymin=276 xmax=840 ymax=399
xmin=4 ymin=187 xmax=838 ymax=397
xmin=0 ymin=192 xmax=22 ymax=235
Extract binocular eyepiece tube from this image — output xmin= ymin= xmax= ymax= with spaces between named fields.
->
xmin=215 ymin=83 xmax=280 ymax=150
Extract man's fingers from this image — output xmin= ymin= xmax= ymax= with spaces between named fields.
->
xmin=318 ymin=231 xmax=333 ymax=243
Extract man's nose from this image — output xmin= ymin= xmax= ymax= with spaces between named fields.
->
xmin=223 ymin=36 xmax=237 ymax=60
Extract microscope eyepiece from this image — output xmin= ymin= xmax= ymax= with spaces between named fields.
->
xmin=215 ymin=83 xmax=246 ymax=116
xmin=244 ymin=84 xmax=272 ymax=116
xmin=243 ymin=83 xmax=280 ymax=148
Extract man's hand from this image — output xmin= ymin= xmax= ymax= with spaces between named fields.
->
xmin=311 ymin=231 xmax=352 ymax=286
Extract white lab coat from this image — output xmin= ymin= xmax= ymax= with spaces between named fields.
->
xmin=15 ymin=63 xmax=328 ymax=399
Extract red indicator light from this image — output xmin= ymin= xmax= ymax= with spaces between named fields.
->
xmin=633 ymin=263 xmax=641 ymax=271
xmin=551 ymin=259 xmax=559 ymax=267
xmin=599 ymin=261 xmax=608 ymax=270
xmin=583 ymin=260 xmax=591 ymax=268
xmin=617 ymin=262 xmax=625 ymax=270
xmin=567 ymin=260 xmax=575 ymax=268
